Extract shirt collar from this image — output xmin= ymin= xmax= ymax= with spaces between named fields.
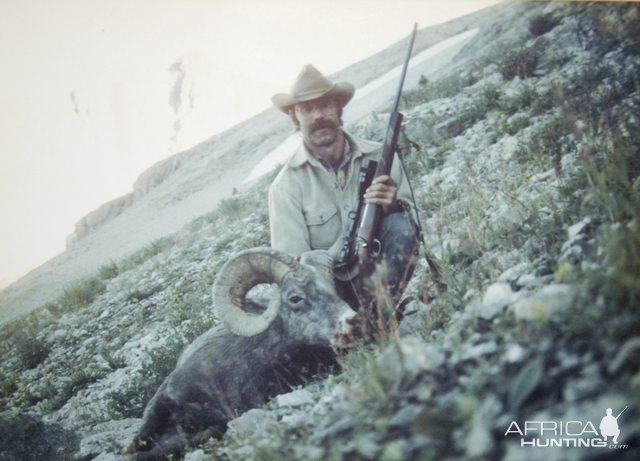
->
xmin=288 ymin=131 xmax=378 ymax=169
xmin=317 ymin=139 xmax=351 ymax=173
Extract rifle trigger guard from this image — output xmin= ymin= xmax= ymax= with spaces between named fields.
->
xmin=370 ymin=238 xmax=382 ymax=258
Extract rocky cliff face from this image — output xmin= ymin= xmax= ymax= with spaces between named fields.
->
xmin=1 ymin=2 xmax=639 ymax=460
xmin=66 ymin=194 xmax=133 ymax=247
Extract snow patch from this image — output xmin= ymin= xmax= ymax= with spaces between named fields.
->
xmin=242 ymin=29 xmax=479 ymax=184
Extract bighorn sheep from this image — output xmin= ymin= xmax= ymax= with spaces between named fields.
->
xmin=130 ymin=248 xmax=356 ymax=459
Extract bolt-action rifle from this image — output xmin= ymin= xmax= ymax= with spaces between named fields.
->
xmin=334 ymin=23 xmax=415 ymax=281
xmin=616 ymin=406 xmax=628 ymax=419
xmin=334 ymin=24 xmax=445 ymax=293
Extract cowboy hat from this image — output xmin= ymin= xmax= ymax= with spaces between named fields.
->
xmin=272 ymin=64 xmax=355 ymax=113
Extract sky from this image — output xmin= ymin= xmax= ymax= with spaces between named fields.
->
xmin=0 ymin=0 xmax=501 ymax=289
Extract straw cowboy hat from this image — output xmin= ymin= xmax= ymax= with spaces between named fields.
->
xmin=272 ymin=64 xmax=355 ymax=113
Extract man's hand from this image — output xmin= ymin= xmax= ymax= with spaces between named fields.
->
xmin=364 ymin=175 xmax=398 ymax=214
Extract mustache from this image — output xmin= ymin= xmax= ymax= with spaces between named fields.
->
xmin=311 ymin=118 xmax=338 ymax=132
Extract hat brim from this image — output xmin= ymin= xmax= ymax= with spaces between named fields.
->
xmin=272 ymin=82 xmax=355 ymax=113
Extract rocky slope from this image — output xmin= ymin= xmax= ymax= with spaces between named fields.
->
xmin=0 ymin=2 xmax=502 ymax=326
xmin=1 ymin=2 xmax=639 ymax=460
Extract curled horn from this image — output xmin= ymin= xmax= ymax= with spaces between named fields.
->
xmin=213 ymin=247 xmax=299 ymax=336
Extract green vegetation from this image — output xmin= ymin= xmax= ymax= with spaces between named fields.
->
xmin=119 ymin=237 xmax=175 ymax=272
xmin=58 ymin=276 xmax=106 ymax=311
xmin=217 ymin=4 xmax=640 ymax=459
xmin=0 ymin=2 xmax=639 ymax=459
xmin=16 ymin=334 xmax=50 ymax=370
xmin=97 ymin=261 xmax=119 ymax=280
xmin=106 ymin=335 xmax=187 ymax=419
xmin=0 ymin=413 xmax=79 ymax=461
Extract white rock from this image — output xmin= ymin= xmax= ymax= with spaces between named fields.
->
xmin=466 ymin=299 xmax=502 ymax=320
xmin=498 ymin=262 xmax=533 ymax=283
xmin=374 ymin=337 xmax=445 ymax=390
xmin=461 ymin=341 xmax=498 ymax=361
xmin=465 ymin=395 xmax=501 ymax=457
xmin=510 ymin=284 xmax=576 ymax=320
xmin=275 ymin=388 xmax=314 ymax=407
xmin=398 ymin=298 xmax=431 ymax=336
xmin=227 ymin=408 xmax=276 ymax=437
xmin=483 ymin=283 xmax=515 ymax=306
xmin=505 ymin=344 xmax=526 ymax=363
xmin=568 ymin=217 xmax=591 ymax=240
xmin=475 ymin=282 xmax=523 ymax=319
xmin=184 ymin=449 xmax=209 ymax=461
xmin=78 ymin=418 xmax=140 ymax=460
xmin=515 ymin=273 xmax=549 ymax=289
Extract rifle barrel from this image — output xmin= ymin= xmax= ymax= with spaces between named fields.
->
xmin=391 ymin=23 xmax=418 ymax=115
xmin=349 ymin=23 xmax=418 ymax=274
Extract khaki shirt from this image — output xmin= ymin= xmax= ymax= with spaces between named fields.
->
xmin=268 ymin=131 xmax=414 ymax=258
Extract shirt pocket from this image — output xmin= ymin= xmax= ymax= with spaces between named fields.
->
xmin=305 ymin=205 xmax=341 ymax=250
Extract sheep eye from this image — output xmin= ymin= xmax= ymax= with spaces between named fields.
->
xmin=288 ymin=295 xmax=304 ymax=305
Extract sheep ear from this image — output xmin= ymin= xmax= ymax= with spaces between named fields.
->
xmin=300 ymin=250 xmax=334 ymax=275
xmin=213 ymin=248 xmax=298 ymax=336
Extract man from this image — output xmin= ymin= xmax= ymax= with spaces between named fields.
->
xmin=600 ymin=408 xmax=621 ymax=444
xmin=268 ymin=64 xmax=419 ymax=314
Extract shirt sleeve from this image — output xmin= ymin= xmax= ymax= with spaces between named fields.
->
xmin=268 ymin=175 xmax=312 ymax=255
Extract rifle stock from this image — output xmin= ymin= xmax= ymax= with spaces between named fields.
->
xmin=355 ymin=111 xmax=404 ymax=268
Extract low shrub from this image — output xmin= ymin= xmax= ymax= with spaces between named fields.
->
xmin=528 ymin=13 xmax=560 ymax=37
xmin=98 ymin=261 xmax=119 ymax=280
xmin=0 ymin=413 xmax=79 ymax=461
xmin=17 ymin=335 xmax=50 ymax=370
xmin=500 ymin=43 xmax=541 ymax=80
xmin=120 ymin=237 xmax=173 ymax=272
xmin=58 ymin=276 xmax=106 ymax=311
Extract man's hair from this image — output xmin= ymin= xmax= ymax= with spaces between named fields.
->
xmin=288 ymin=107 xmax=344 ymax=130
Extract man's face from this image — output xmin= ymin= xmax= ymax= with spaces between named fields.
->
xmin=293 ymin=97 xmax=341 ymax=150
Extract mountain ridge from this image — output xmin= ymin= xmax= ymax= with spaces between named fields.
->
xmin=0 ymin=2 xmax=509 ymax=325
